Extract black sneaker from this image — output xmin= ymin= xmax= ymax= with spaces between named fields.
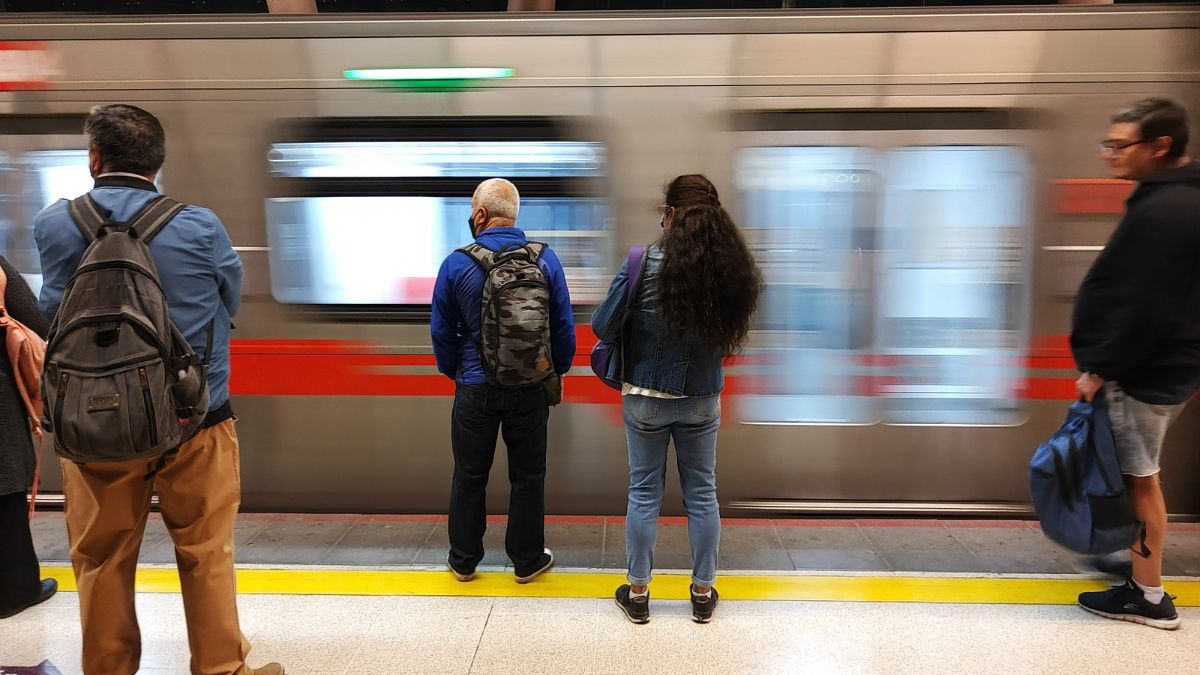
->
xmin=0 ymin=578 xmax=57 ymax=620
xmin=447 ymin=556 xmax=475 ymax=582
xmin=515 ymin=548 xmax=554 ymax=584
xmin=691 ymin=585 xmax=718 ymax=624
xmin=1078 ymin=578 xmax=1181 ymax=630
xmin=615 ymin=584 xmax=650 ymax=624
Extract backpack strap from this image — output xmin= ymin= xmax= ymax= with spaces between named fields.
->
xmin=615 ymin=245 xmax=647 ymax=384
xmin=624 ymin=245 xmax=647 ymax=311
xmin=455 ymin=243 xmax=495 ymax=380
xmin=67 ymin=194 xmax=108 ymax=243
xmin=130 ymin=196 xmax=186 ymax=244
xmin=458 ymin=243 xmax=497 ymax=272
xmin=525 ymin=242 xmax=547 ymax=263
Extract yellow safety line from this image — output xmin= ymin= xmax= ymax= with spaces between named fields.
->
xmin=38 ymin=566 xmax=1200 ymax=606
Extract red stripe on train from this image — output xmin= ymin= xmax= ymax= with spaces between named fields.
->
xmin=228 ymin=336 xmax=1082 ymax=401
xmin=230 ymin=338 xmax=620 ymax=402
xmin=1053 ymin=179 xmax=1133 ymax=215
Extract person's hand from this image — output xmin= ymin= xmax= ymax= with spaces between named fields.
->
xmin=1076 ymin=372 xmax=1105 ymax=402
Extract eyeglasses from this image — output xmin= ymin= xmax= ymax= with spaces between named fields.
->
xmin=656 ymin=205 xmax=674 ymax=216
xmin=1099 ymin=139 xmax=1148 ymax=154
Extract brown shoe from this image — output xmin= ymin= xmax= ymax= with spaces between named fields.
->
xmin=251 ymin=663 xmax=285 ymax=675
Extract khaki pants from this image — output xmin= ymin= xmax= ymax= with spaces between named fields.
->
xmin=62 ymin=419 xmax=251 ymax=675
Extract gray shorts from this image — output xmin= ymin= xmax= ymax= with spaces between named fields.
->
xmin=1104 ymin=382 xmax=1186 ymax=477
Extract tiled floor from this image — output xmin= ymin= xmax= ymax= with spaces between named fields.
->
xmin=28 ymin=511 xmax=1200 ymax=574
xmin=11 ymin=513 xmax=1200 ymax=674
xmin=4 ymin=592 xmax=1200 ymax=674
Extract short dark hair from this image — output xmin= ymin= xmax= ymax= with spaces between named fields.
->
xmin=83 ymin=104 xmax=166 ymax=175
xmin=1112 ymin=97 xmax=1190 ymax=158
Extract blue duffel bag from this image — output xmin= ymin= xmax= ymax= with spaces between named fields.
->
xmin=1029 ymin=393 xmax=1139 ymax=555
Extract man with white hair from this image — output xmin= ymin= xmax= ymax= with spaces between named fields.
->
xmin=431 ymin=177 xmax=576 ymax=583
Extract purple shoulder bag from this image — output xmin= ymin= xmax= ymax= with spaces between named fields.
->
xmin=590 ymin=245 xmax=646 ymax=391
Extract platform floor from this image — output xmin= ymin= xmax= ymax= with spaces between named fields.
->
xmin=4 ymin=591 xmax=1200 ymax=674
xmin=25 ymin=512 xmax=1200 ymax=575
xmin=4 ymin=513 xmax=1200 ymax=674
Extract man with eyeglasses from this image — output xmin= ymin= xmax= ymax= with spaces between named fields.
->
xmin=1072 ymin=97 xmax=1200 ymax=630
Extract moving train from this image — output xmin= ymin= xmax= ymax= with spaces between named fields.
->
xmin=1 ymin=5 xmax=1197 ymax=515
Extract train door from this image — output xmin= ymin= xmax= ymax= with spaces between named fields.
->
xmin=734 ymin=110 xmax=1033 ymax=431
xmin=734 ymin=144 xmax=877 ymax=425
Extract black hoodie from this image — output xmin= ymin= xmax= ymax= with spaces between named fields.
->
xmin=1071 ymin=161 xmax=1200 ymax=405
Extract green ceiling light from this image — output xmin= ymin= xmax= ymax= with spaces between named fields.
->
xmin=344 ymin=67 xmax=514 ymax=92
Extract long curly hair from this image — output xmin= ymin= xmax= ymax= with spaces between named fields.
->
xmin=657 ymin=174 xmax=762 ymax=356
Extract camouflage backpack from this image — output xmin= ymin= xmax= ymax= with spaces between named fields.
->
xmin=459 ymin=241 xmax=556 ymax=387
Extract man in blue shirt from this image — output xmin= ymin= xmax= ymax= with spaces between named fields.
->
xmin=431 ymin=177 xmax=575 ymax=583
xmin=35 ymin=104 xmax=282 ymax=675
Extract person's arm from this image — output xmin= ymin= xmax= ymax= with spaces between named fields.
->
xmin=540 ymin=247 xmax=576 ymax=375
xmin=1 ymin=256 xmax=49 ymax=338
xmin=589 ymin=257 xmax=631 ymax=344
xmin=209 ymin=211 xmax=244 ymax=318
xmin=34 ymin=204 xmax=84 ymax=321
xmin=1073 ymin=204 xmax=1179 ymax=383
xmin=430 ymin=255 xmax=463 ymax=379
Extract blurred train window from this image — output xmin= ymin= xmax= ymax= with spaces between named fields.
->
xmin=23 ymin=149 xmax=92 ymax=218
xmin=735 ymin=146 xmax=878 ymax=424
xmin=265 ymin=195 xmax=607 ymax=305
xmin=269 ymin=141 xmax=603 ymax=179
xmin=0 ymin=148 xmax=90 ymax=296
xmin=265 ymin=131 xmax=610 ymax=308
xmin=878 ymin=146 xmax=1028 ymax=425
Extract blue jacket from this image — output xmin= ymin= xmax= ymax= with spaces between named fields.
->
xmin=431 ymin=227 xmax=575 ymax=384
xmin=591 ymin=245 xmax=724 ymax=397
xmin=35 ymin=175 xmax=244 ymax=409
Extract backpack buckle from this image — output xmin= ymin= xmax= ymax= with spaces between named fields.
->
xmin=96 ymin=222 xmax=134 ymax=238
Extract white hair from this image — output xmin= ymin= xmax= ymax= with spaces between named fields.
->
xmin=472 ymin=178 xmax=520 ymax=221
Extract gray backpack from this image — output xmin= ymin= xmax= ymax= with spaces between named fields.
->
xmin=41 ymin=194 xmax=209 ymax=464
xmin=460 ymin=242 xmax=556 ymax=387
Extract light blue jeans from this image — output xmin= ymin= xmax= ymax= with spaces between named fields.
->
xmin=623 ymin=393 xmax=721 ymax=587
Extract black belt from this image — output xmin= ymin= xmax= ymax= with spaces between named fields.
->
xmin=202 ymin=400 xmax=234 ymax=429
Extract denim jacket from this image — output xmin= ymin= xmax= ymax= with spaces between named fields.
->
xmin=591 ymin=245 xmax=724 ymax=397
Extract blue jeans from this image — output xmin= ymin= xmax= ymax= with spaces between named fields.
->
xmin=623 ymin=393 xmax=721 ymax=587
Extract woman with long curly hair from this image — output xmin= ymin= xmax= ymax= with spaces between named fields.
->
xmin=592 ymin=174 xmax=761 ymax=624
